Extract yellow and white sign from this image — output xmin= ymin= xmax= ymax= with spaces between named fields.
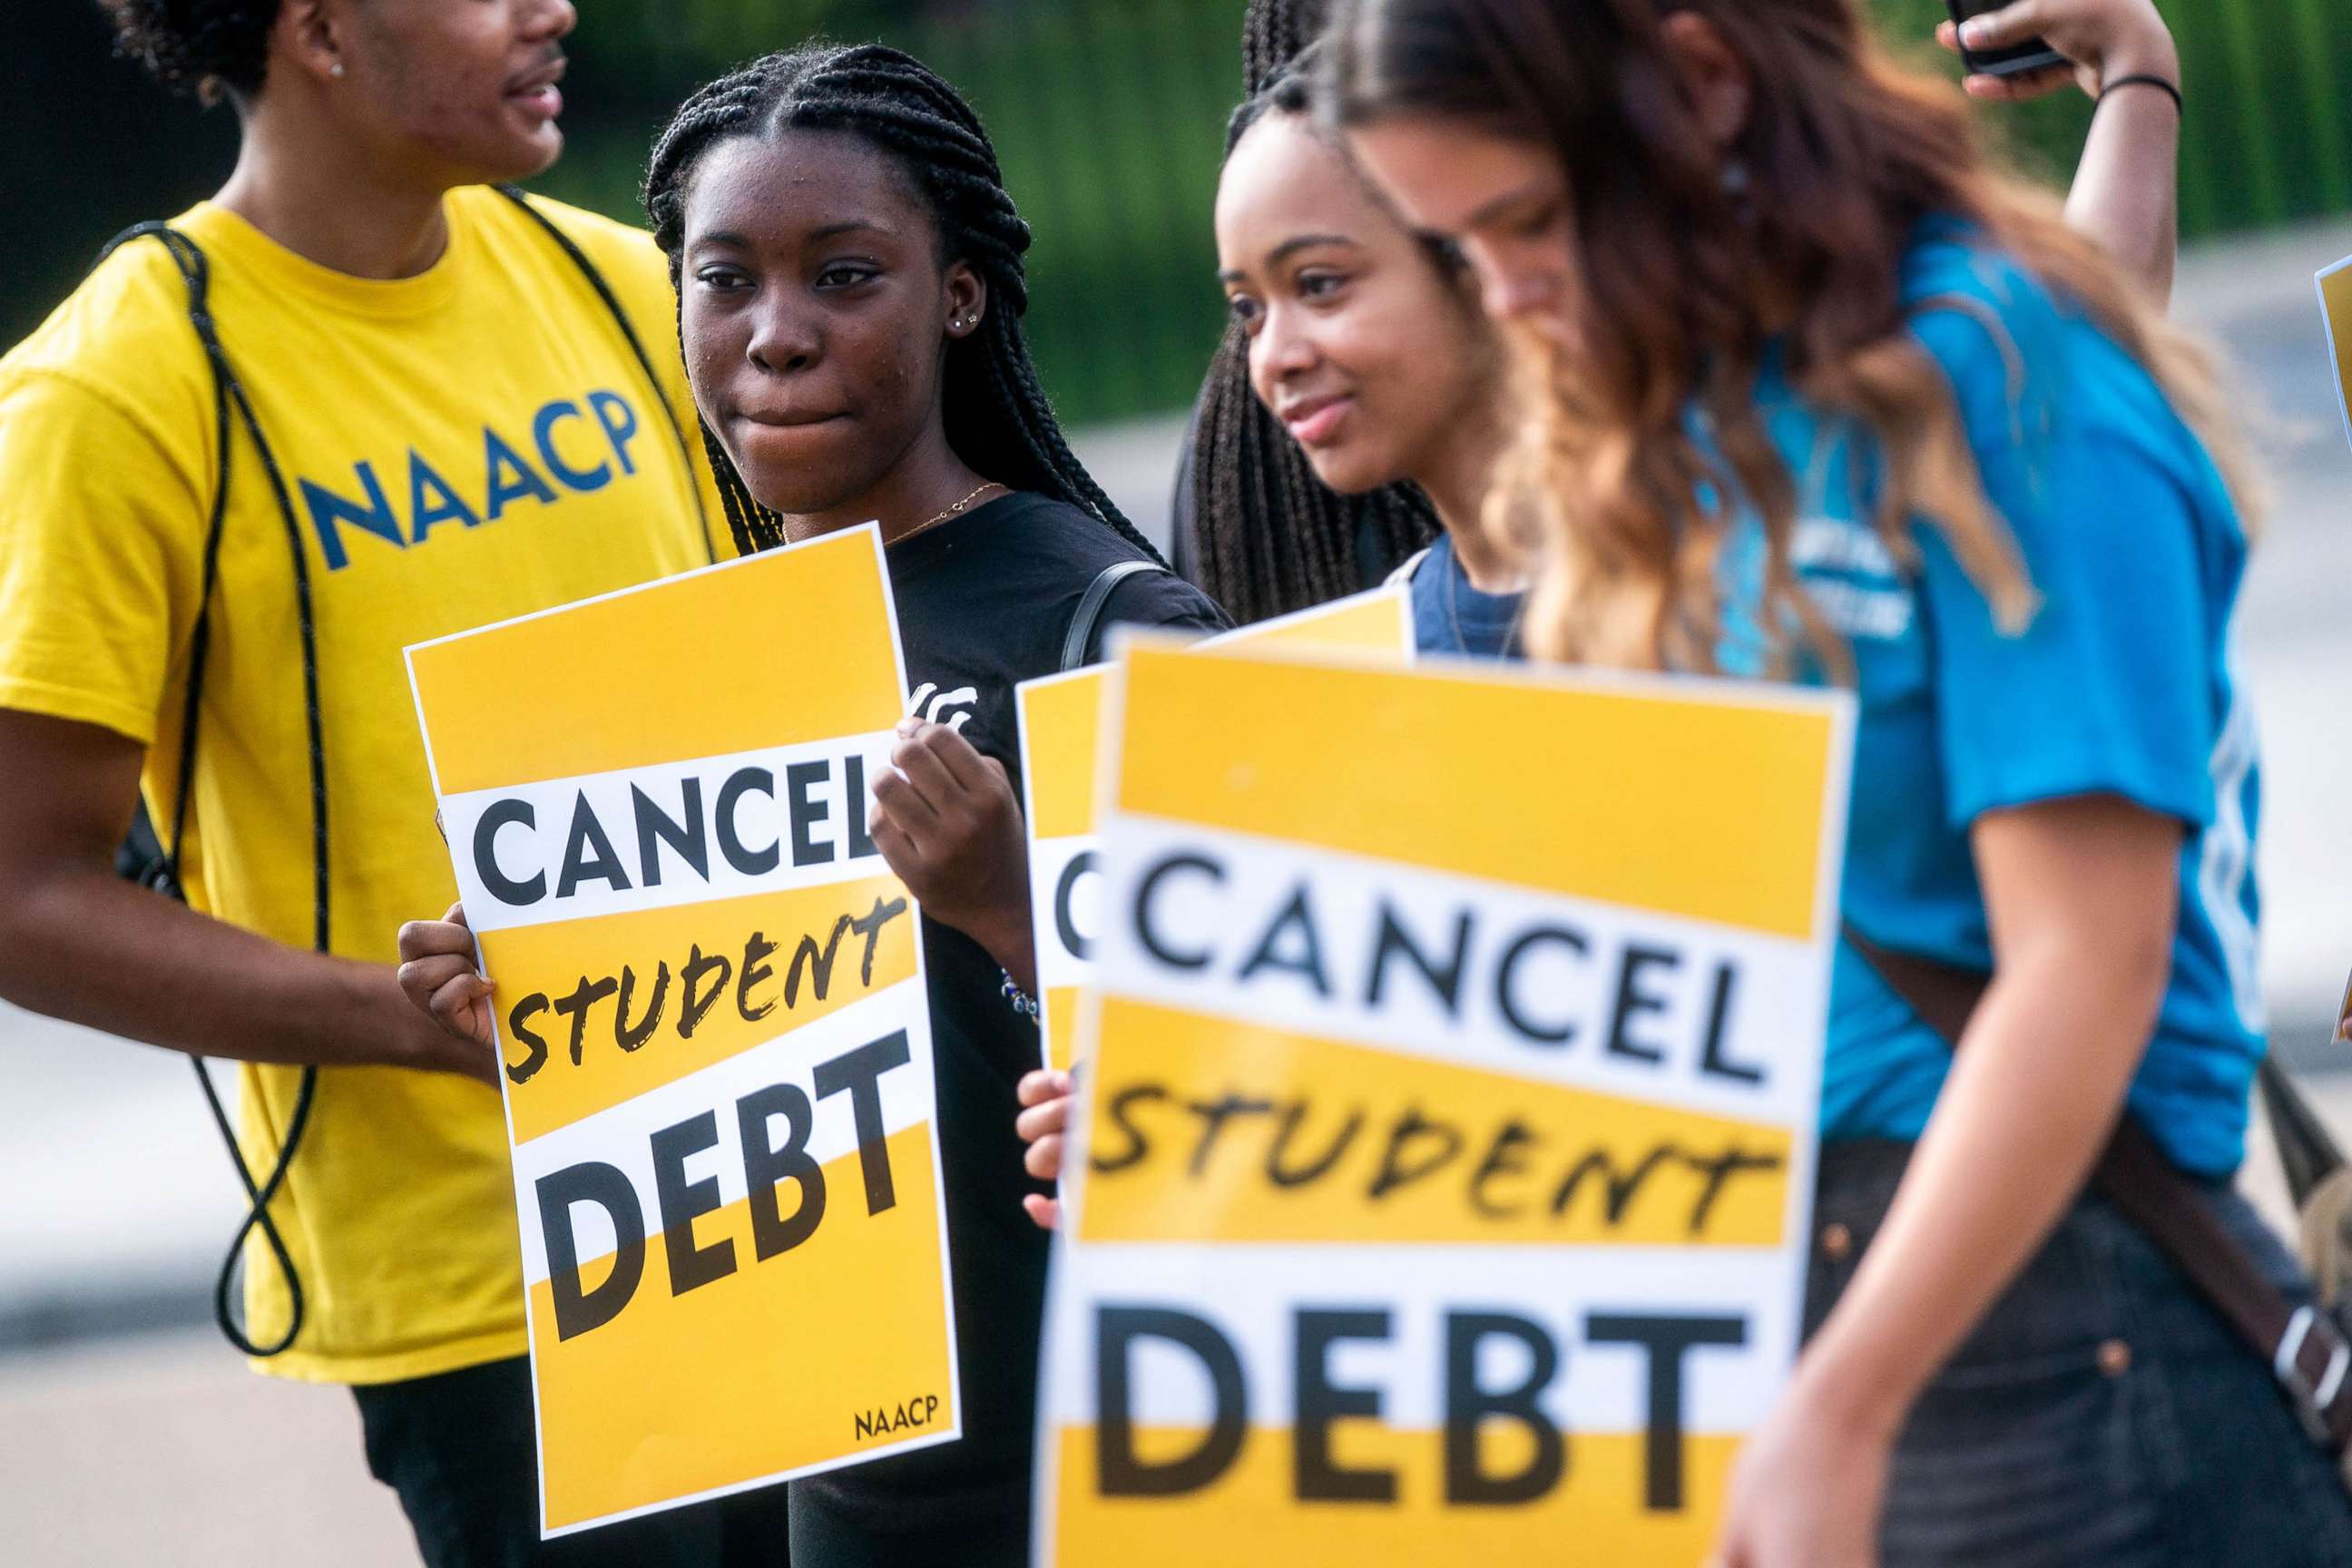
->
xmin=2320 ymin=254 xmax=2352 ymax=453
xmin=407 ymin=528 xmax=956 ymax=1537
xmin=1035 ymin=642 xmax=1852 ymax=1566
xmin=1014 ymin=588 xmax=1413 ymax=1069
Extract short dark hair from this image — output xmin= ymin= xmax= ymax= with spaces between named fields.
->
xmin=103 ymin=0 xmax=280 ymax=101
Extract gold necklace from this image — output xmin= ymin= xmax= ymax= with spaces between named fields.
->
xmin=897 ymin=482 xmax=1005 ymax=544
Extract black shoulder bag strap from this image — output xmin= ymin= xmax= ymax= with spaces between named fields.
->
xmin=1844 ymin=923 xmax=2352 ymax=1451
xmin=95 ymin=221 xmax=328 ymax=1359
xmin=1062 ymin=559 xmax=1165 ymax=672
xmin=492 ymin=185 xmax=719 ymax=566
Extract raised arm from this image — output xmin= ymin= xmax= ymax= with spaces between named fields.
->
xmin=1940 ymin=0 xmax=2182 ymax=301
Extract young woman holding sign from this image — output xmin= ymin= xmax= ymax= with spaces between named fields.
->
xmin=1312 ymin=1 xmax=2352 ymax=1565
xmin=1177 ymin=0 xmax=2183 ymax=644
xmin=1018 ymin=0 xmax=2193 ymax=1215
xmin=397 ymin=43 xmax=1225 ymax=1566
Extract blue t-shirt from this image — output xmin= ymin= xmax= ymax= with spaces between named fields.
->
xmin=1407 ymin=533 xmax=1524 ymax=659
xmin=1405 ymin=226 xmax=2264 ymax=1176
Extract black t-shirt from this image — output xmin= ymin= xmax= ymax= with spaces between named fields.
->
xmin=794 ymin=491 xmax=1227 ymax=1542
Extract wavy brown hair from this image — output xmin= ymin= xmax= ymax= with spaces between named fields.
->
xmin=1322 ymin=0 xmax=2251 ymax=673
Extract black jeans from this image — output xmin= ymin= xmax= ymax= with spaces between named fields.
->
xmin=354 ymin=1356 xmax=791 ymax=1568
xmin=785 ymin=1483 xmax=1027 ymax=1567
xmin=1809 ymin=1141 xmax=2352 ymax=1566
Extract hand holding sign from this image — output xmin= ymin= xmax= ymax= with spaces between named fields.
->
xmin=1016 ymin=1066 xmax=1075 ymax=1230
xmin=1035 ymin=642 xmax=1853 ymax=1566
xmin=1010 ymin=588 xmax=1417 ymax=1234
xmin=395 ymin=902 xmax=497 ymax=1058
xmin=868 ymin=717 xmax=1037 ymax=992
xmin=406 ymin=529 xmax=959 ymax=1537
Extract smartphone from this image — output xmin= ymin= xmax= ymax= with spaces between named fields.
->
xmin=1942 ymin=0 xmax=2068 ymax=79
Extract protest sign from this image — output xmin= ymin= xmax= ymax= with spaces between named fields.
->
xmin=407 ymin=527 xmax=956 ymax=1536
xmin=1014 ymin=587 xmax=1413 ymax=1069
xmin=1035 ymin=642 xmax=1852 ymax=1565
xmin=2320 ymin=254 xmax=2352 ymax=452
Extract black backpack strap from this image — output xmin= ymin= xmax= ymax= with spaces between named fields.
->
xmin=96 ymin=221 xmax=325 ymax=1359
xmin=1843 ymin=922 xmax=2352 ymax=1451
xmin=99 ymin=226 xmax=233 ymax=901
xmin=1063 ymin=559 xmax=1165 ymax=671
xmin=493 ymin=186 xmax=719 ymax=564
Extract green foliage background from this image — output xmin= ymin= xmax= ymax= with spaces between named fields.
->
xmin=528 ymin=0 xmax=1242 ymax=425
xmin=15 ymin=1 xmax=2352 ymax=426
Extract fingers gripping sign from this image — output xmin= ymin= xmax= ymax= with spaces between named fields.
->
xmin=396 ymin=901 xmax=500 ymax=1080
xmin=868 ymin=718 xmax=1040 ymax=994
xmin=873 ymin=717 xmax=1062 ymax=1231
xmin=1016 ymin=1067 xmax=1075 ymax=1230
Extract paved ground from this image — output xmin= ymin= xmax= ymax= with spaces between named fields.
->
xmin=4 ymin=218 xmax=2350 ymax=1563
xmin=0 ymin=1333 xmax=415 ymax=1568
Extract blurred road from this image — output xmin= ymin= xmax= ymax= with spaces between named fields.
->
xmin=4 ymin=218 xmax=2349 ymax=1564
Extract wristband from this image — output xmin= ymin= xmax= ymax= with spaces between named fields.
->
xmin=2100 ymin=74 xmax=2183 ymax=117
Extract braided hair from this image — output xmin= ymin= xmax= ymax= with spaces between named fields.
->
xmin=1242 ymin=0 xmax=1325 ymax=93
xmin=102 ymin=0 xmax=278 ymax=101
xmin=1181 ymin=0 xmax=1441 ymax=625
xmin=642 ymin=43 xmax=1161 ymax=564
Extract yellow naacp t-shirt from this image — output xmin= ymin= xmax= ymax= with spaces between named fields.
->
xmin=0 ymin=188 xmax=723 ymax=1384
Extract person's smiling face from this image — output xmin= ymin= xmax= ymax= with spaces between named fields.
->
xmin=1216 ymin=112 xmax=1494 ymax=495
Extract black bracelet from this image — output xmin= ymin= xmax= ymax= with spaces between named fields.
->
xmin=2100 ymin=74 xmax=2183 ymax=117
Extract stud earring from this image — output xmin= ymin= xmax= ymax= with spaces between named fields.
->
xmin=329 ymin=62 xmax=347 ymax=79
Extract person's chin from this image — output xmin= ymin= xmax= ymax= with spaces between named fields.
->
xmin=501 ymin=126 xmax=565 ymax=181
xmin=732 ymin=447 xmax=872 ymax=521
xmin=1305 ymin=445 xmax=1398 ymax=498
xmin=466 ymin=122 xmax=564 ymax=185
